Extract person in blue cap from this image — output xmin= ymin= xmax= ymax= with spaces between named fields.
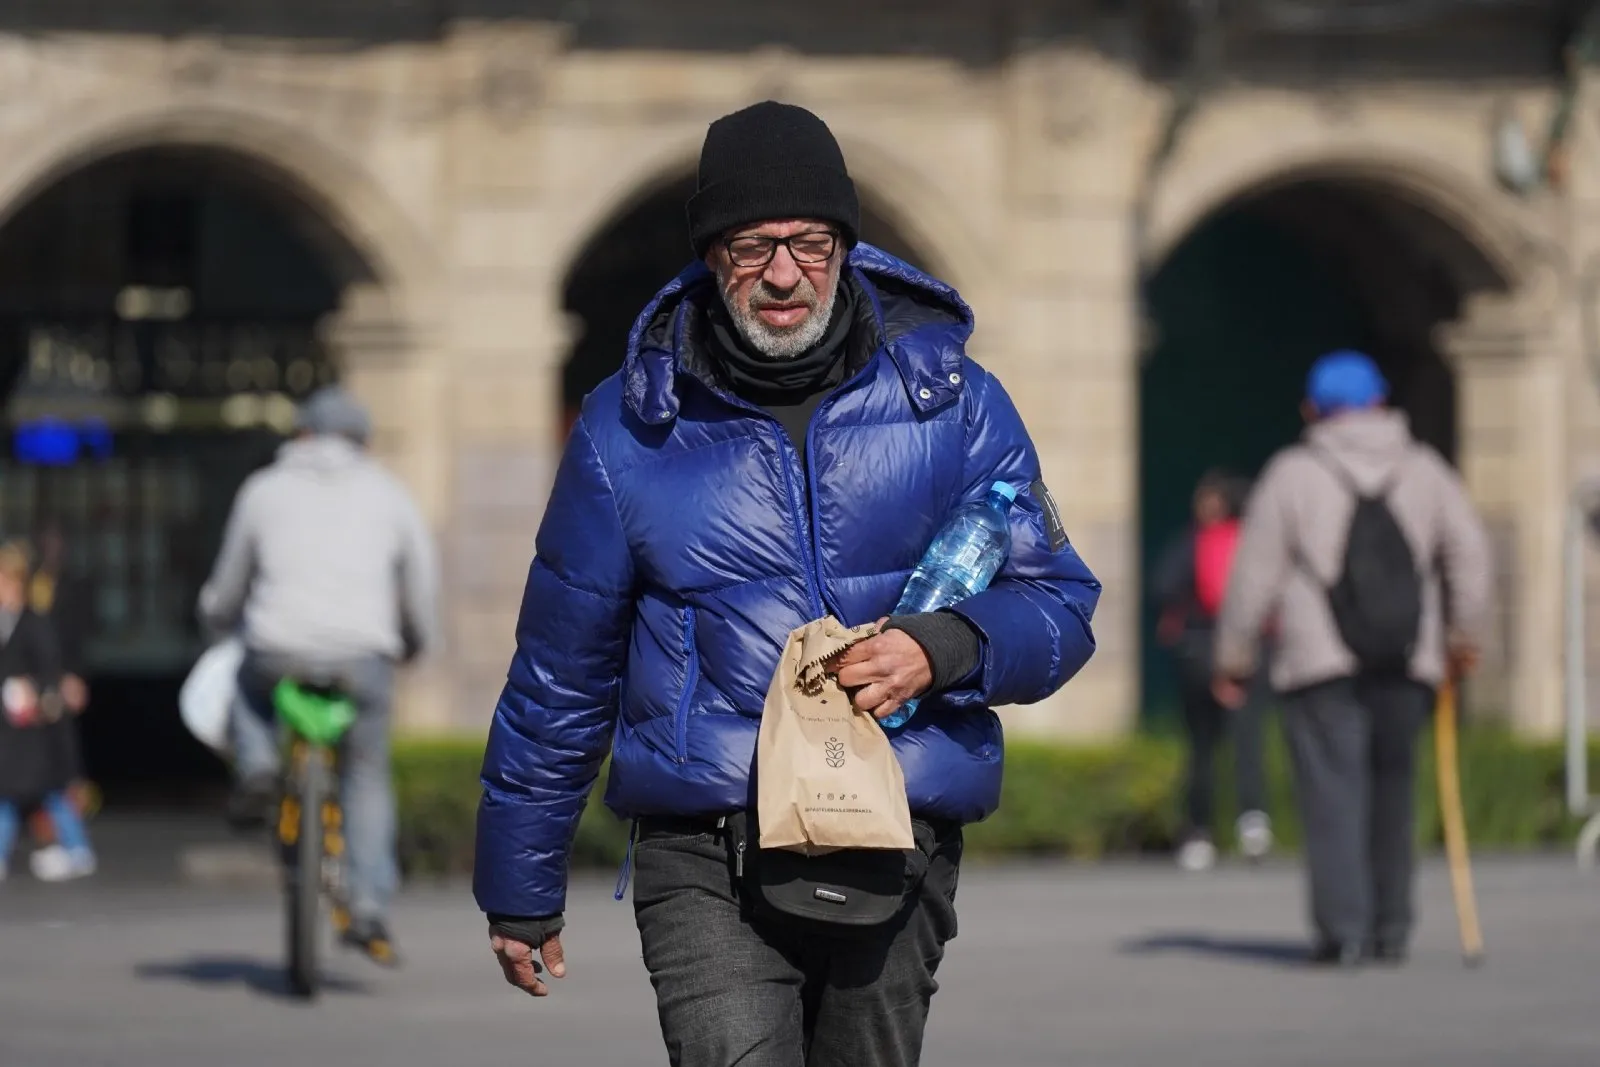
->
xmin=1211 ymin=349 xmax=1492 ymax=967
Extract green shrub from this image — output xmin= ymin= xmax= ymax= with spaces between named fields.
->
xmin=964 ymin=738 xmax=1185 ymax=859
xmin=1413 ymin=726 xmax=1595 ymax=849
xmin=391 ymin=726 xmax=1600 ymax=878
xmin=393 ymin=737 xmax=487 ymax=878
xmin=394 ymin=735 xmax=632 ymax=878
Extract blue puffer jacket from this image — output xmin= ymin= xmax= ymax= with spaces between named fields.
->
xmin=475 ymin=245 xmax=1101 ymax=918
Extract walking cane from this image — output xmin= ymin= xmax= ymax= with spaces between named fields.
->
xmin=1434 ymin=680 xmax=1485 ymax=967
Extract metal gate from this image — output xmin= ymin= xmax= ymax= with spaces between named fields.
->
xmin=0 ymin=313 xmax=336 ymax=675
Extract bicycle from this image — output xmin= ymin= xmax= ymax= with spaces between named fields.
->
xmin=272 ymin=678 xmax=358 ymax=999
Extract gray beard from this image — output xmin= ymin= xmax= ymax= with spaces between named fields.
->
xmin=723 ymin=279 xmax=839 ymax=360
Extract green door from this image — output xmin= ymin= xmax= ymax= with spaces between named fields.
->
xmin=1139 ymin=209 xmax=1376 ymax=723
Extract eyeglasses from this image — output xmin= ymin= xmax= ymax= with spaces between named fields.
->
xmin=722 ymin=230 xmax=839 ymax=268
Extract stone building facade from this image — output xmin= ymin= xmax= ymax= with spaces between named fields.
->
xmin=0 ymin=2 xmax=1591 ymax=739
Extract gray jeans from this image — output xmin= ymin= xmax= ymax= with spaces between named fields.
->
xmin=1283 ymin=676 xmax=1433 ymax=950
xmin=632 ymin=821 xmax=961 ymax=1067
xmin=231 ymin=651 xmax=398 ymax=922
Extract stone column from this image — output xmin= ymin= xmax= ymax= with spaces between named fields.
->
xmin=445 ymin=295 xmax=573 ymax=733
xmin=996 ymin=277 xmax=1140 ymax=741
xmin=435 ymin=21 xmax=573 ymax=732
xmin=321 ymin=283 xmax=454 ymax=733
xmin=990 ymin=44 xmax=1150 ymax=739
xmin=1566 ymin=251 xmax=1600 ymax=735
xmin=1439 ymin=295 xmax=1566 ymax=734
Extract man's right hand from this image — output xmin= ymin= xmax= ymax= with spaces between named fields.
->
xmin=1448 ymin=640 xmax=1481 ymax=680
xmin=491 ymin=931 xmax=566 ymax=997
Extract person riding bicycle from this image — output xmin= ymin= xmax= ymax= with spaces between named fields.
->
xmin=199 ymin=385 xmax=440 ymax=963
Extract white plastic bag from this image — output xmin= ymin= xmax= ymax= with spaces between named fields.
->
xmin=179 ymin=637 xmax=244 ymax=754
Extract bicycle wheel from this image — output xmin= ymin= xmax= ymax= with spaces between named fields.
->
xmin=285 ymin=743 xmax=327 ymax=999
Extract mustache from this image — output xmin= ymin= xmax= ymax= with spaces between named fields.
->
xmin=746 ymin=277 xmax=819 ymax=312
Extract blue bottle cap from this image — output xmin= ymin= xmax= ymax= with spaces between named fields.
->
xmin=989 ymin=480 xmax=1017 ymax=503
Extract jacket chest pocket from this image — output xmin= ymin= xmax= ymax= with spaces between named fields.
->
xmin=809 ymin=424 xmax=966 ymax=577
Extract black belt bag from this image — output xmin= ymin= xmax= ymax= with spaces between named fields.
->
xmin=724 ymin=810 xmax=937 ymax=931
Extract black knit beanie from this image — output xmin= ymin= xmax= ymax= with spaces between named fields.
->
xmin=687 ymin=101 xmax=860 ymax=258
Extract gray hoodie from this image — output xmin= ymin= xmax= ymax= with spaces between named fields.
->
xmin=199 ymin=436 xmax=440 ymax=663
xmin=1214 ymin=408 xmax=1492 ymax=692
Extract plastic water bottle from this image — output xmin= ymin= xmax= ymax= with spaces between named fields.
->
xmin=879 ymin=481 xmax=1018 ymax=729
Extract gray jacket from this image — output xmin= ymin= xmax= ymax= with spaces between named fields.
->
xmin=199 ymin=436 xmax=440 ymax=663
xmin=1214 ymin=409 xmax=1492 ymax=692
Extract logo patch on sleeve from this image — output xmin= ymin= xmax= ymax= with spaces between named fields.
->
xmin=1031 ymin=479 xmax=1069 ymax=553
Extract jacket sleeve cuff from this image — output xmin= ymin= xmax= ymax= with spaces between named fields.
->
xmin=487 ymin=913 xmax=565 ymax=945
xmin=946 ymin=586 xmax=1061 ymax=705
xmin=883 ymin=611 xmax=983 ymax=694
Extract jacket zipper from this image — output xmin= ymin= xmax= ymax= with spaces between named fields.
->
xmin=802 ymin=405 xmax=835 ymax=617
xmin=799 ymin=346 xmax=886 ymax=621
xmin=672 ymin=605 xmax=698 ymax=763
xmin=771 ymin=425 xmax=826 ymax=619
xmin=612 ymin=818 xmax=639 ymax=901
xmin=694 ymin=335 xmax=885 ymax=624
xmin=802 ymin=414 xmax=830 ymax=617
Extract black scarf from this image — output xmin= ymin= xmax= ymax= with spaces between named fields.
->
xmin=706 ymin=279 xmax=856 ymax=404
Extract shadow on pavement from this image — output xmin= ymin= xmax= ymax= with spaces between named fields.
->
xmin=135 ymin=956 xmax=370 ymax=998
xmin=1120 ymin=932 xmax=1311 ymax=968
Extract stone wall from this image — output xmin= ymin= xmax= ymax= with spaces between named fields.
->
xmin=0 ymin=9 xmax=1587 ymax=738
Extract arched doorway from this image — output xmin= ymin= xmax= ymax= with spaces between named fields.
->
xmin=560 ymin=174 xmax=936 ymax=438
xmin=1139 ymin=176 xmax=1510 ymax=718
xmin=0 ymin=145 xmax=380 ymax=803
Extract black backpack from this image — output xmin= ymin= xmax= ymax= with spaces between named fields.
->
xmin=1311 ymin=450 xmax=1424 ymax=674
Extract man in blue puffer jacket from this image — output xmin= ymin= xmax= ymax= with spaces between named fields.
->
xmin=476 ymin=101 xmax=1100 ymax=1067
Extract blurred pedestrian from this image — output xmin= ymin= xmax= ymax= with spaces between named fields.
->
xmin=27 ymin=522 xmax=94 ymax=832
xmin=475 ymin=101 xmax=1100 ymax=1067
xmin=198 ymin=385 xmax=440 ymax=964
xmin=1212 ymin=350 xmax=1492 ymax=966
xmin=29 ymin=523 xmax=90 ymax=706
xmin=0 ymin=541 xmax=95 ymax=881
xmin=1151 ymin=469 xmax=1272 ymax=871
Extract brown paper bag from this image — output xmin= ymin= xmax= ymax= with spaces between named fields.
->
xmin=756 ymin=616 xmax=914 ymax=853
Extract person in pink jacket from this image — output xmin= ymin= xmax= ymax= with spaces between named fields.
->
xmin=1213 ymin=350 xmax=1492 ymax=967
xmin=1151 ymin=470 xmax=1272 ymax=871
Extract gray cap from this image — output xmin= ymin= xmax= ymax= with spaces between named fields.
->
xmin=294 ymin=386 xmax=372 ymax=444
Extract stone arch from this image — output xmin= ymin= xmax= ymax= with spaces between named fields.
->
xmin=547 ymin=127 xmax=980 ymax=303
xmin=0 ymin=104 xmax=450 ymax=791
xmin=0 ymin=102 xmax=447 ymax=509
xmin=1143 ymin=142 xmax=1531 ymax=292
xmin=0 ymin=102 xmax=437 ymax=317
xmin=829 ymin=133 xmax=982 ymax=290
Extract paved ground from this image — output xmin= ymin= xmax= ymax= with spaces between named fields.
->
xmin=2 ymin=851 xmax=1598 ymax=1066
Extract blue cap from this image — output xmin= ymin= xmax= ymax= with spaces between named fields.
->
xmin=1307 ymin=350 xmax=1387 ymax=415
xmin=989 ymin=480 xmax=1017 ymax=503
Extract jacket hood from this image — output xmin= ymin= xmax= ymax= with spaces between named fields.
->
xmin=1304 ymin=407 xmax=1416 ymax=490
xmin=620 ymin=243 xmax=974 ymax=425
xmin=275 ymin=435 xmax=366 ymax=476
